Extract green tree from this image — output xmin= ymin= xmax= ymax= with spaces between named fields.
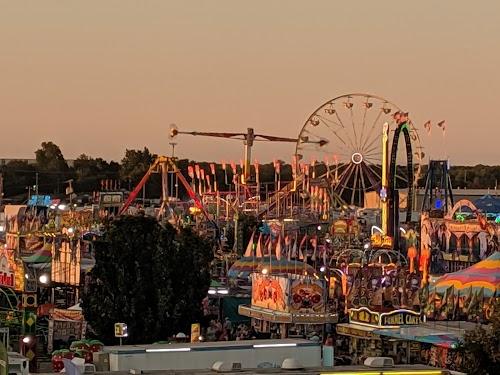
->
xmin=82 ymin=216 xmax=213 ymax=344
xmin=35 ymin=141 xmax=69 ymax=171
xmin=120 ymin=148 xmax=156 ymax=185
xmin=0 ymin=160 xmax=36 ymax=198
xmin=73 ymin=154 xmax=120 ymax=192
xmin=459 ymin=298 xmax=500 ymax=374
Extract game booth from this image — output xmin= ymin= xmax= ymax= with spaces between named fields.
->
xmin=424 ymin=251 xmax=500 ymax=321
xmin=238 ymin=273 xmax=337 ymax=339
xmin=421 ymin=199 xmax=499 ymax=275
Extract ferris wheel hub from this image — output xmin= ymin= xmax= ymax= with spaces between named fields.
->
xmin=351 ymin=152 xmax=364 ymax=165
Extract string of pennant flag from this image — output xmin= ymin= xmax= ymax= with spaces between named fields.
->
xmin=423 ymin=120 xmax=446 ymax=136
xmin=242 ymin=230 xmax=330 ymax=265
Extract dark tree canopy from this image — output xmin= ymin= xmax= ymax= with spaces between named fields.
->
xmin=458 ymin=299 xmax=500 ymax=374
xmin=82 ymin=216 xmax=213 ymax=344
xmin=35 ymin=141 xmax=69 ymax=171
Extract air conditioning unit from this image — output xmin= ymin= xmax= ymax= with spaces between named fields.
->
xmin=211 ymin=361 xmax=242 ymax=372
xmin=363 ymin=357 xmax=394 ymax=368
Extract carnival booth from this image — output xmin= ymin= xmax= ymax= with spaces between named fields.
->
xmin=47 ymin=306 xmax=86 ymax=353
xmin=238 ymin=273 xmax=337 ymax=339
xmin=425 ymin=251 xmax=500 ymax=321
xmin=421 ymin=199 xmax=498 ymax=274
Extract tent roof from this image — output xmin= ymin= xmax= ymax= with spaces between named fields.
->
xmin=432 ymin=252 xmax=500 ymax=297
xmin=474 ymin=194 xmax=500 ymax=214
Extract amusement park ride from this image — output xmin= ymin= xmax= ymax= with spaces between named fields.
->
xmin=119 ymin=93 xmax=425 ymax=254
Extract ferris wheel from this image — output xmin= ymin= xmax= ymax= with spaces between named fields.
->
xmin=295 ymin=93 xmax=424 ymax=209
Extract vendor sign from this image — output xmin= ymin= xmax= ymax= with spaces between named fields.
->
xmin=289 ymin=278 xmax=325 ymax=313
xmin=349 ymin=307 xmax=422 ymax=327
xmin=251 ymin=274 xmax=288 ymax=312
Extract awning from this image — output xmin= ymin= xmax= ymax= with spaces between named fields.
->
xmin=374 ymin=326 xmax=460 ymax=348
xmin=238 ymin=305 xmax=337 ymax=324
xmin=336 ymin=323 xmax=381 ymax=340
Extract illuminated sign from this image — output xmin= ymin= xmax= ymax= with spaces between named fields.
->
xmin=349 ymin=307 xmax=422 ymax=327
xmin=27 ymin=195 xmax=52 ymax=207
xmin=0 ymin=252 xmax=15 ymax=288
xmin=370 ymin=234 xmax=393 ymax=249
xmin=380 ymin=309 xmax=422 ymax=326
xmin=114 ymin=322 xmax=128 ymax=338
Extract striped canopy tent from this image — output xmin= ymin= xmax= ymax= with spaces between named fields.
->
xmin=228 ymin=256 xmax=316 ymax=279
xmin=431 ymin=251 xmax=500 ymax=297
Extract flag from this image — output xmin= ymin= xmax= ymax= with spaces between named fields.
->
xmin=423 ymin=120 xmax=431 ymax=135
xmin=188 ymin=166 xmax=194 ymax=179
xmin=437 ymin=120 xmax=446 ymax=134
xmin=291 ymin=236 xmax=298 ymax=259
xmin=267 ymin=235 xmax=273 ymax=256
xmin=275 ymin=234 xmax=282 ymax=260
xmin=273 ymin=159 xmax=281 ymax=175
xmin=254 ymin=159 xmax=260 ymax=184
xmin=299 ymin=235 xmax=307 ymax=260
xmin=244 ymin=230 xmax=255 ymax=257
xmin=310 ymin=236 xmax=318 ymax=261
xmin=285 ymin=235 xmax=291 ymax=260
xmin=195 ymin=164 xmax=201 ymax=179
xmin=205 ymin=174 xmax=211 ymax=192
xmin=255 ymin=233 xmax=263 ymax=258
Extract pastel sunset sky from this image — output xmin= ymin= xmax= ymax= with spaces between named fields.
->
xmin=1 ymin=1 xmax=499 ymax=165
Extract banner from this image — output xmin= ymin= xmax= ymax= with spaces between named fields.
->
xmin=289 ymin=278 xmax=326 ymax=313
xmin=51 ymin=240 xmax=81 ymax=286
xmin=251 ymin=274 xmax=289 ymax=312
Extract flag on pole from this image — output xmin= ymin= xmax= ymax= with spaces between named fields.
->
xmin=275 ymin=234 xmax=282 ymax=260
xmin=222 ymin=160 xmax=228 ymax=185
xmin=205 ymin=174 xmax=211 ymax=193
xmin=267 ymin=235 xmax=273 ymax=256
xmin=255 ymin=233 xmax=263 ymax=258
xmin=291 ymin=236 xmax=298 ymax=259
xmin=299 ymin=235 xmax=307 ymax=260
xmin=244 ymin=230 xmax=255 ymax=257
xmin=254 ymin=159 xmax=260 ymax=185
xmin=311 ymin=236 xmax=318 ymax=261
xmin=423 ymin=120 xmax=431 ymax=135
xmin=437 ymin=120 xmax=446 ymax=135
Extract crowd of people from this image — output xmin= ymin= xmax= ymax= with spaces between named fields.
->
xmin=203 ymin=319 xmax=269 ymax=341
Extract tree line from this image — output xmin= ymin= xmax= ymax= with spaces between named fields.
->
xmin=1 ymin=141 xmax=499 ymax=201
